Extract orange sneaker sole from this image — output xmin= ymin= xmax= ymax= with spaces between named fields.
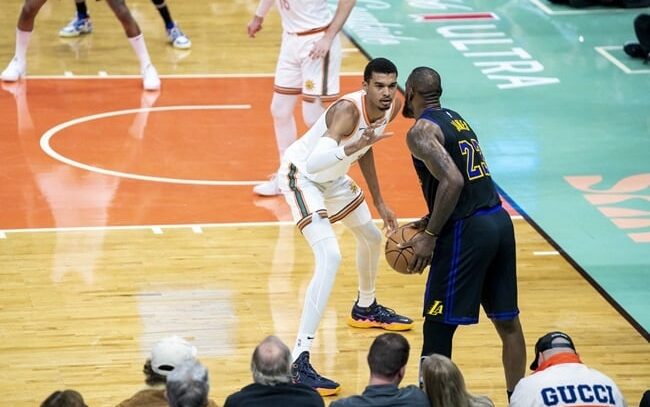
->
xmin=347 ymin=317 xmax=413 ymax=331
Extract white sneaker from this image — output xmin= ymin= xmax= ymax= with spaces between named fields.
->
xmin=59 ymin=17 xmax=92 ymax=37
xmin=253 ymin=174 xmax=281 ymax=196
xmin=142 ymin=63 xmax=160 ymax=91
xmin=1 ymin=57 xmax=25 ymax=82
xmin=167 ymin=24 xmax=191 ymax=49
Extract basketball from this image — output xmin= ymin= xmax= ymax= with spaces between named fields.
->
xmin=385 ymin=224 xmax=424 ymax=274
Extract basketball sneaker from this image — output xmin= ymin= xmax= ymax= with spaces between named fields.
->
xmin=253 ymin=173 xmax=281 ymax=196
xmin=348 ymin=300 xmax=414 ymax=331
xmin=167 ymin=24 xmax=191 ymax=50
xmin=291 ymin=351 xmax=340 ymax=396
xmin=59 ymin=17 xmax=92 ymax=38
xmin=1 ymin=57 xmax=25 ymax=82
xmin=142 ymin=63 xmax=161 ymax=91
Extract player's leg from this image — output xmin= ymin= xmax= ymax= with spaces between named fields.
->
xmin=105 ymin=0 xmax=160 ymax=90
xmin=2 ymin=0 xmax=47 ymax=82
xmin=254 ymin=33 xmax=301 ymax=196
xmin=482 ymin=207 xmax=526 ymax=397
xmin=326 ymin=176 xmax=412 ymax=331
xmin=277 ymin=164 xmax=341 ymax=395
xmin=59 ymin=0 xmax=92 ymax=38
xmin=150 ymin=0 xmax=191 ymax=49
xmin=300 ymin=32 xmax=341 ymax=126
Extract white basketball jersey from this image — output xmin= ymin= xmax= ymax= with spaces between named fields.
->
xmin=276 ymin=0 xmax=332 ymax=33
xmin=284 ymin=90 xmax=395 ymax=183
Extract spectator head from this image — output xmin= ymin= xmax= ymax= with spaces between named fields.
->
xmin=251 ymin=335 xmax=292 ymax=386
xmin=144 ymin=336 xmax=198 ymax=385
xmin=367 ymin=333 xmax=410 ymax=383
xmin=165 ymin=360 xmax=210 ymax=407
xmin=421 ymin=354 xmax=469 ymax=407
xmin=40 ymin=389 xmax=87 ymax=407
xmin=530 ymin=331 xmax=577 ymax=371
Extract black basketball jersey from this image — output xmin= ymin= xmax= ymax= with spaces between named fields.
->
xmin=412 ymin=107 xmax=500 ymax=223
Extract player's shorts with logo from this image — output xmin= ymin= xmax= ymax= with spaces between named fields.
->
xmin=278 ymin=163 xmax=370 ymax=231
xmin=423 ymin=205 xmax=519 ymax=324
xmin=274 ymin=30 xmax=341 ymax=102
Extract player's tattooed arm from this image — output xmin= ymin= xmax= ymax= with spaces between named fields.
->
xmin=406 ymin=119 xmax=464 ymax=237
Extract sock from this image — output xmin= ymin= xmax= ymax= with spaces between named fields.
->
xmin=127 ymin=33 xmax=152 ymax=71
xmin=76 ymin=1 xmax=88 ymax=19
xmin=292 ymin=333 xmax=315 ymax=361
xmin=15 ymin=28 xmax=32 ymax=63
xmin=151 ymin=0 xmax=174 ymax=29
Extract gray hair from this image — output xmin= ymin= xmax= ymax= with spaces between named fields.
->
xmin=166 ymin=360 xmax=210 ymax=407
xmin=251 ymin=336 xmax=292 ymax=386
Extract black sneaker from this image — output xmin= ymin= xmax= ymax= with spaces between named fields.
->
xmin=624 ymin=42 xmax=649 ymax=59
xmin=291 ymin=351 xmax=340 ymax=396
xmin=347 ymin=300 xmax=414 ymax=331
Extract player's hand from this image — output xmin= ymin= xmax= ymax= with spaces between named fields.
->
xmin=309 ymin=36 xmax=333 ymax=59
xmin=247 ymin=15 xmax=264 ymax=37
xmin=399 ymin=233 xmax=436 ymax=274
xmin=356 ymin=121 xmax=390 ymax=149
xmin=376 ymin=203 xmax=397 ymax=235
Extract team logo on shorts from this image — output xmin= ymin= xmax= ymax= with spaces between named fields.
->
xmin=427 ymin=300 xmax=444 ymax=316
xmin=304 ymin=79 xmax=315 ymax=91
xmin=349 ymin=181 xmax=359 ymax=193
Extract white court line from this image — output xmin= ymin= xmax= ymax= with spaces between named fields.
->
xmin=192 ymin=226 xmax=203 ymax=234
xmin=152 ymin=227 xmax=163 ymax=234
xmin=534 ymin=251 xmax=559 ymax=256
xmin=39 ymin=104 xmax=270 ymax=186
xmin=0 ymin=232 xmax=6 ymax=239
xmin=0 ymin=216 xmax=523 ymax=237
xmin=595 ymin=46 xmax=650 ymax=74
xmin=63 ymin=71 xmax=74 ymax=77
xmin=528 ymin=0 xmax=637 ymax=15
xmin=98 ymin=71 xmax=108 ymax=77
xmin=23 ymin=72 xmax=364 ymax=80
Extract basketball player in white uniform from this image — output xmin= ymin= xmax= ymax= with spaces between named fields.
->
xmin=247 ymin=0 xmax=356 ymax=196
xmin=278 ymin=58 xmax=413 ymax=396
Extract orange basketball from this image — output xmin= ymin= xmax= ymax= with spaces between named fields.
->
xmin=385 ymin=224 xmax=424 ymax=274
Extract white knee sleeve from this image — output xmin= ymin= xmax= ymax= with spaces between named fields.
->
xmin=270 ymin=93 xmax=299 ymax=158
xmin=302 ymin=98 xmax=325 ymax=127
xmin=296 ymin=214 xmax=341 ymax=338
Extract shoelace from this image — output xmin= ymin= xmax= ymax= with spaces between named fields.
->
xmin=294 ymin=357 xmax=324 ymax=380
xmin=372 ymin=304 xmax=400 ymax=321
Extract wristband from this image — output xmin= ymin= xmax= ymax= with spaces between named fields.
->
xmin=424 ymin=229 xmax=439 ymax=237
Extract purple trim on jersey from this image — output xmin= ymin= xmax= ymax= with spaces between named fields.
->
xmin=473 ymin=204 xmax=502 ymax=217
xmin=486 ymin=310 xmax=520 ymax=320
xmin=445 ymin=219 xmax=462 ymax=322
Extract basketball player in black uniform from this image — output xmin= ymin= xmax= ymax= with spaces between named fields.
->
xmin=399 ymin=66 xmax=526 ymax=400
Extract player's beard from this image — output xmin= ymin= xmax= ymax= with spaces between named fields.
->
xmin=402 ymin=100 xmax=414 ymax=118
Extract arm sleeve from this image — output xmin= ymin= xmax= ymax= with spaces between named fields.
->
xmin=255 ymin=0 xmax=274 ymax=17
xmin=305 ymin=136 xmax=347 ymax=174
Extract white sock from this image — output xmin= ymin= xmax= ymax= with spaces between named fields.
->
xmin=128 ymin=33 xmax=152 ymax=71
xmin=270 ymin=92 xmax=298 ymax=160
xmin=302 ymin=98 xmax=325 ymax=127
xmin=15 ymin=28 xmax=32 ymax=63
xmin=292 ymin=215 xmax=340 ymax=361
xmin=349 ymin=221 xmax=382 ymax=307
xmin=292 ymin=333 xmax=315 ymax=362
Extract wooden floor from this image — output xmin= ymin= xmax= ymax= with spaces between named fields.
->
xmin=0 ymin=1 xmax=648 ymax=406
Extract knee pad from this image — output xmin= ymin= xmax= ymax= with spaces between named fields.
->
xmin=351 ymin=221 xmax=382 ymax=248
